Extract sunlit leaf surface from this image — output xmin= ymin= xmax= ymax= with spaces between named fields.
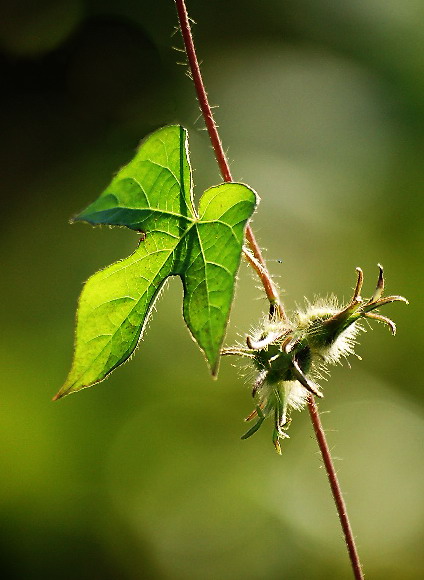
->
xmin=55 ymin=125 xmax=258 ymax=399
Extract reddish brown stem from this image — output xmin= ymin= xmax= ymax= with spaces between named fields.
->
xmin=243 ymin=246 xmax=284 ymax=320
xmin=174 ymin=0 xmax=284 ymax=320
xmin=308 ymin=396 xmax=364 ymax=580
xmin=175 ymin=2 xmax=363 ymax=578
xmin=175 ymin=0 xmax=232 ymax=182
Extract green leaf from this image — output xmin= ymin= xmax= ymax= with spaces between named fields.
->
xmin=55 ymin=125 xmax=258 ymax=399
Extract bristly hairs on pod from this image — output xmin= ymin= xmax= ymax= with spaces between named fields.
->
xmin=222 ymin=265 xmax=408 ymax=454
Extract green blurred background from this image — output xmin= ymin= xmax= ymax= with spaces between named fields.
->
xmin=1 ymin=0 xmax=423 ymax=578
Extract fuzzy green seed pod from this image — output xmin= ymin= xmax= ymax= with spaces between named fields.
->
xmin=223 ymin=266 xmax=408 ymax=453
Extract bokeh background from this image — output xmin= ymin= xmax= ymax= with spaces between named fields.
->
xmin=1 ymin=0 xmax=423 ymax=578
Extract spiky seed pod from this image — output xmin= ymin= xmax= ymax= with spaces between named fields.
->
xmin=222 ymin=266 xmax=408 ymax=453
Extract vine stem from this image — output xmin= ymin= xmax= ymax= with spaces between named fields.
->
xmin=174 ymin=0 xmax=284 ymax=321
xmin=174 ymin=1 xmax=364 ymax=578
xmin=308 ymin=396 xmax=364 ymax=580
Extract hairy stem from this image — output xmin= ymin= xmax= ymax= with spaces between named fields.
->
xmin=308 ymin=396 xmax=364 ymax=580
xmin=174 ymin=0 xmax=284 ymax=321
xmin=175 ymin=1 xmax=364 ymax=578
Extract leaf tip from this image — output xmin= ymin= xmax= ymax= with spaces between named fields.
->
xmin=52 ymin=387 xmax=68 ymax=401
xmin=210 ymin=360 xmax=220 ymax=379
xmin=70 ymin=213 xmax=86 ymax=225
xmin=52 ymin=383 xmax=74 ymax=401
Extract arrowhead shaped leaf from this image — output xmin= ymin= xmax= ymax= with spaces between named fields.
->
xmin=55 ymin=125 xmax=258 ymax=399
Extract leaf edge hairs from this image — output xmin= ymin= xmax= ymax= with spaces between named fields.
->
xmin=222 ymin=265 xmax=408 ymax=454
